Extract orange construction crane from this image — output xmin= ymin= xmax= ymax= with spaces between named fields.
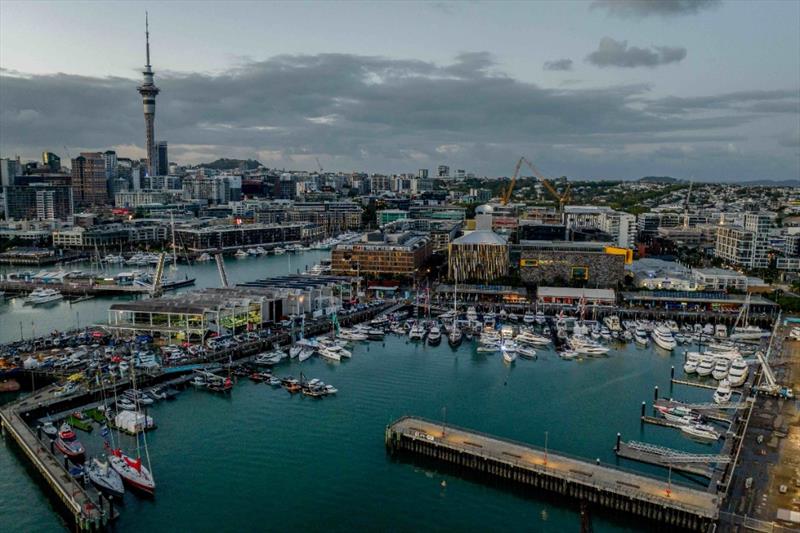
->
xmin=502 ymin=156 xmax=570 ymax=211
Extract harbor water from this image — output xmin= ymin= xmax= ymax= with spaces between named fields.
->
xmin=0 ymin=252 xmax=724 ymax=532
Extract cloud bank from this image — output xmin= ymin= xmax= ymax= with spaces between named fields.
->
xmin=587 ymin=37 xmax=687 ymax=68
xmin=591 ymin=0 xmax=721 ymax=18
xmin=1 ymin=52 xmax=797 ymax=180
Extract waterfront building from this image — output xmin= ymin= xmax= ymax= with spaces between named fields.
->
xmin=377 ymin=209 xmax=409 ymax=226
xmin=52 ymin=224 xmax=130 ymax=248
xmin=518 ymin=241 xmax=626 ymax=288
xmin=536 ymin=287 xmax=616 ymax=309
xmin=621 ymin=290 xmax=779 ymax=316
xmin=714 ymin=212 xmax=775 ymax=269
xmin=331 ymin=231 xmax=432 ymax=279
xmin=175 ymin=222 xmax=308 ymax=253
xmin=448 ymin=205 xmax=508 ymax=282
xmin=3 ymin=183 xmax=73 ymax=221
xmin=71 ymin=152 xmax=108 ymax=206
xmin=626 ymin=258 xmax=697 ymax=291
xmin=691 ymin=267 xmax=756 ymax=291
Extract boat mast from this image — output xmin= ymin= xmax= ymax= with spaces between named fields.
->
xmin=170 ymin=212 xmax=178 ymax=271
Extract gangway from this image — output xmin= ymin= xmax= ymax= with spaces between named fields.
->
xmin=754 ymin=312 xmax=793 ymax=398
xmin=625 ymin=441 xmax=731 ymax=464
xmin=150 ymin=253 xmax=166 ymax=297
xmin=215 ymin=253 xmax=230 ymax=288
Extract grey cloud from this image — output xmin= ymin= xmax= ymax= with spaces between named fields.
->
xmin=587 ymin=37 xmax=687 ymax=68
xmin=0 ymin=52 xmax=796 ymax=179
xmin=543 ymin=59 xmax=574 ymax=71
xmin=591 ymin=0 xmax=721 ymax=18
xmin=645 ymin=89 xmax=800 ymax=114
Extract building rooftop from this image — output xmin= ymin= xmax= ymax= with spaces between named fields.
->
xmin=452 ymin=230 xmax=507 ymax=246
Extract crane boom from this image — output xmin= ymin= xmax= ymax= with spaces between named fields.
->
xmin=501 ymin=157 xmax=524 ymax=205
xmin=517 ymin=157 xmax=571 ymax=211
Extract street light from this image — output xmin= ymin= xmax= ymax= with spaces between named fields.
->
xmin=544 ymin=431 xmax=549 ymax=466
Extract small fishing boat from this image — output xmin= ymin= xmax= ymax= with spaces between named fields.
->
xmin=54 ymin=423 xmax=85 ymax=461
xmin=86 ymin=457 xmax=125 ymax=498
xmin=41 ymin=420 xmax=58 ymax=439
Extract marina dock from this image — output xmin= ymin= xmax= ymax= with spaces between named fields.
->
xmin=385 ymin=416 xmax=719 ymax=530
xmin=0 ymin=402 xmax=115 ymax=531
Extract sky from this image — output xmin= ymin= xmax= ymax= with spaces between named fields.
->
xmin=1 ymin=0 xmax=798 ymax=181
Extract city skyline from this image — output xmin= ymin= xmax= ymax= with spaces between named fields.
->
xmin=1 ymin=0 xmax=799 ymax=180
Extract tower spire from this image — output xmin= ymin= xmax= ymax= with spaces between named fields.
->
xmin=145 ymin=11 xmax=151 ymax=68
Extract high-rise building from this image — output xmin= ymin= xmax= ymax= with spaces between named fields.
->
xmin=155 ymin=141 xmax=168 ymax=176
xmin=0 ymin=157 xmax=21 ymax=187
xmin=42 ymin=152 xmax=61 ymax=172
xmin=137 ymin=13 xmax=160 ymax=177
xmin=418 ymin=168 xmax=429 ymax=179
xmin=437 ymin=165 xmax=449 ymax=178
xmin=4 ymin=183 xmax=73 ymax=221
xmin=71 ymin=152 xmax=108 ymax=206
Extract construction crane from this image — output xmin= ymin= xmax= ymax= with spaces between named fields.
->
xmin=754 ymin=313 xmax=794 ymax=399
xmin=501 ymin=156 xmax=571 ymax=211
xmin=315 ymin=157 xmax=324 ymax=174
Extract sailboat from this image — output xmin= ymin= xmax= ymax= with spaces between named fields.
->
xmin=108 ymin=367 xmax=156 ymax=495
xmin=86 ymin=457 xmax=125 ymax=498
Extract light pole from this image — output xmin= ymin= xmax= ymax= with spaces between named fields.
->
xmin=544 ymin=431 xmax=549 ymax=466
xmin=442 ymin=406 xmax=447 ymax=437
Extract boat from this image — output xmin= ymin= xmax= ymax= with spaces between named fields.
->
xmin=476 ymin=343 xmax=500 ymax=353
xmin=281 ymin=377 xmax=301 ymax=393
xmin=714 ymin=324 xmax=727 ymax=338
xmin=713 ymin=379 xmax=733 ymax=404
xmin=712 ymin=358 xmax=730 ymax=381
xmin=86 ymin=457 xmax=125 ymax=498
xmin=196 ymin=253 xmax=212 ymax=262
xmin=273 ymin=247 xmax=286 ymax=255
xmin=515 ymin=331 xmax=551 ymax=346
xmin=535 ymin=311 xmax=546 ymax=325
xmin=108 ymin=448 xmax=156 ymax=494
xmin=681 ymin=423 xmax=721 ymax=442
xmin=254 ymin=351 xmax=285 ymax=366
xmin=447 ymin=327 xmax=463 ymax=348
xmin=727 ymin=358 xmax=749 ymax=387
xmin=603 ymin=315 xmax=622 ymax=332
xmin=522 ymin=311 xmax=536 ymax=325
xmin=569 ymin=336 xmax=610 ymax=356
xmin=516 ymin=346 xmax=537 ymax=359
xmin=559 ymin=349 xmax=579 ymax=360
xmin=427 ymin=325 xmax=442 ymax=346
xmin=683 ymin=352 xmax=700 ymax=374
xmin=466 ymin=307 xmax=478 ymax=324
xmin=655 ymin=405 xmax=698 ymax=425
xmin=501 ymin=343 xmax=517 ymax=363
xmin=234 ymin=249 xmax=248 ymax=259
xmin=318 ymin=347 xmax=342 ymax=362
xmin=483 ymin=312 xmax=496 ymax=328
xmin=41 ymin=420 xmax=58 ymax=439
xmin=104 ymin=254 xmax=125 ymax=264
xmin=320 ymin=344 xmax=351 ymax=359
xmin=324 ymin=384 xmax=338 ymax=395
xmin=651 ymin=326 xmax=677 ymax=351
xmin=634 ymin=328 xmax=649 ymax=346
xmin=25 ymin=288 xmax=63 ymax=305
xmin=54 ymin=423 xmax=85 ymax=461
xmin=696 ymin=356 xmax=715 ymax=377
xmin=338 ymin=329 xmax=368 ymax=342
xmin=190 ymin=375 xmax=207 ymax=387
xmin=408 ymin=324 xmax=425 ymax=341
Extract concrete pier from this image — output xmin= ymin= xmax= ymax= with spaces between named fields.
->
xmin=385 ymin=416 xmax=719 ymax=530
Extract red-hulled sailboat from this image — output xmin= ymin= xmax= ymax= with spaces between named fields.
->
xmin=107 ymin=446 xmax=155 ymax=494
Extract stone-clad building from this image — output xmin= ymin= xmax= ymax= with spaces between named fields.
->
xmin=518 ymin=241 xmax=625 ymax=288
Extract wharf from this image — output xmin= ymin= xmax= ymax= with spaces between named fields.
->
xmin=386 ymin=416 xmax=719 ymax=530
xmin=0 ymin=278 xmax=195 ymax=297
xmin=0 ymin=400 xmax=116 ymax=531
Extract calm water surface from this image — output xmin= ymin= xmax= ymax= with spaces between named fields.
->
xmin=0 ymin=253 xmax=722 ymax=532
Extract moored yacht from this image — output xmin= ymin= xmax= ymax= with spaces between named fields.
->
xmin=712 ymin=358 xmax=730 ymax=381
xmin=681 ymin=423 xmax=721 ymax=442
xmin=109 ymin=448 xmax=156 ymax=494
xmin=727 ymin=358 xmax=749 ymax=387
xmin=522 ymin=311 xmax=536 ymax=325
xmin=234 ymin=249 xmax=248 ymax=258
xmin=651 ymin=326 xmax=677 ymax=351
xmin=86 ymin=457 xmax=125 ymax=498
xmin=634 ymin=328 xmax=649 ymax=346
xmin=25 ymin=288 xmax=63 ymax=305
xmin=427 ymin=325 xmax=442 ymax=346
xmin=408 ymin=323 xmax=425 ymax=341
xmin=54 ymin=423 xmax=85 ymax=461
xmin=713 ymin=379 xmax=733 ymax=404
xmin=683 ymin=352 xmax=701 ymax=374
xmin=696 ymin=356 xmax=715 ymax=377
xmin=447 ymin=326 xmax=463 ymax=348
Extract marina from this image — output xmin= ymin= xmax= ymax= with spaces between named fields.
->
xmin=0 ymin=251 xmax=795 ymax=532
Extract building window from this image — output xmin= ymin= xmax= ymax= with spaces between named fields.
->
xmin=571 ymin=266 xmax=589 ymax=280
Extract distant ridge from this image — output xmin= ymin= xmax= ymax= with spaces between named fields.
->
xmin=638 ymin=176 xmax=680 ymax=184
xmin=199 ymin=158 xmax=262 ymax=170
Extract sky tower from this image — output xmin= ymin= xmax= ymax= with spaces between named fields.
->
xmin=138 ymin=12 xmax=160 ymax=177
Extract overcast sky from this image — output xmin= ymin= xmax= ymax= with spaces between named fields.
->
xmin=1 ymin=0 xmax=798 ymax=181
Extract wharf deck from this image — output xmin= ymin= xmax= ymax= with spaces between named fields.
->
xmin=386 ymin=416 xmax=719 ymax=530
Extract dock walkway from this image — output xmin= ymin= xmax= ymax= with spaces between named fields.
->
xmin=386 ymin=416 xmax=719 ymax=530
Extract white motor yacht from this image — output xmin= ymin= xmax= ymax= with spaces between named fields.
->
xmin=234 ymin=249 xmax=248 ymax=258
xmin=651 ymin=326 xmax=677 ymax=351
xmin=696 ymin=356 xmax=715 ymax=377
xmin=712 ymin=358 xmax=730 ymax=381
xmin=515 ymin=331 xmax=551 ymax=346
xmin=25 ymin=288 xmax=63 ymax=305
xmin=318 ymin=346 xmax=342 ymax=362
xmin=683 ymin=352 xmax=701 ymax=374
xmin=516 ymin=346 xmax=537 ymax=359
xmin=714 ymin=324 xmax=727 ymax=338
xmin=603 ymin=315 xmax=622 ymax=332
xmin=727 ymin=358 xmax=749 ymax=387
xmin=634 ymin=328 xmax=649 ymax=346
xmin=713 ymin=379 xmax=733 ymax=404
xmin=501 ymin=343 xmax=517 ymax=363
xmin=534 ymin=311 xmax=546 ymax=325
xmin=466 ymin=306 xmax=478 ymax=323
xmin=681 ymin=423 xmax=720 ymax=442
xmin=408 ymin=324 xmax=425 ymax=341
xmin=522 ymin=311 xmax=536 ymax=325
